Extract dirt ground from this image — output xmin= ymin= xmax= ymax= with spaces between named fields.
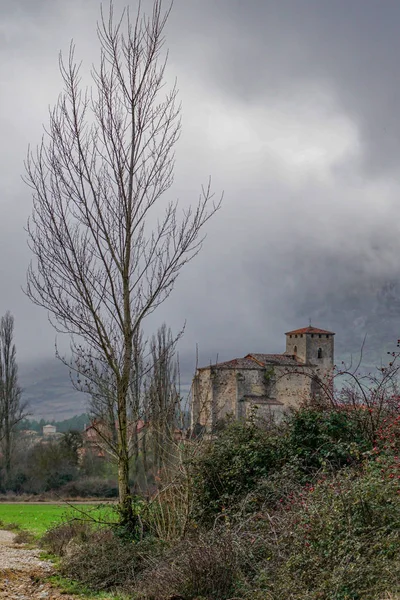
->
xmin=0 ymin=530 xmax=95 ymax=600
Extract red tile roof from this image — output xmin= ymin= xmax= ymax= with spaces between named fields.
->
xmin=246 ymin=353 xmax=301 ymax=366
xmin=285 ymin=326 xmax=335 ymax=336
xmin=199 ymin=353 xmax=303 ymax=370
xmin=199 ymin=357 xmax=265 ymax=370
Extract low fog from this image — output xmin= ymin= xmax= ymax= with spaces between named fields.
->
xmin=1 ymin=0 xmax=400 ymax=400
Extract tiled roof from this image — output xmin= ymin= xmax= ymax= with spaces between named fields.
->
xmin=200 ymin=357 xmax=265 ymax=370
xmin=199 ymin=353 xmax=303 ymax=370
xmin=246 ymin=353 xmax=301 ymax=366
xmin=285 ymin=326 xmax=335 ymax=336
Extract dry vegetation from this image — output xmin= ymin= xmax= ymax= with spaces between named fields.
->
xmin=39 ymin=403 xmax=400 ymax=600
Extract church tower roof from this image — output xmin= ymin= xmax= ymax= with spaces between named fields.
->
xmin=285 ymin=326 xmax=335 ymax=336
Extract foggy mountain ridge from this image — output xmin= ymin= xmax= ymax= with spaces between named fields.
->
xmin=19 ymin=284 xmax=400 ymax=421
xmin=18 ymin=356 xmax=194 ymax=421
xmin=19 ymin=358 xmax=87 ymax=421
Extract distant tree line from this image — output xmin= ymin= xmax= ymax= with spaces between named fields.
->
xmin=18 ymin=413 xmax=89 ymax=434
xmin=0 ymin=311 xmax=26 ymax=486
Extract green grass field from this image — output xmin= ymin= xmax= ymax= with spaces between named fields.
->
xmin=0 ymin=503 xmax=116 ymax=535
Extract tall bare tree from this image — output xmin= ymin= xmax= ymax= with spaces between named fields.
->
xmin=85 ymin=326 xmax=146 ymax=471
xmin=146 ymin=323 xmax=180 ymax=475
xmin=0 ymin=312 xmax=25 ymax=479
xmin=24 ymin=0 xmax=220 ymax=529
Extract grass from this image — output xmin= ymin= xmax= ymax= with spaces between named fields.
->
xmin=47 ymin=575 xmax=129 ymax=600
xmin=0 ymin=503 xmax=117 ymax=536
xmin=0 ymin=503 xmax=124 ymax=599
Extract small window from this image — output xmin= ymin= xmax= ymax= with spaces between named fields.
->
xmin=326 ymin=334 xmax=329 ymax=339
xmin=311 ymin=334 xmax=314 ymax=338
xmin=290 ymin=335 xmax=292 ymax=338
xmin=295 ymin=334 xmax=298 ymax=338
xmin=300 ymin=334 xmax=303 ymax=338
xmin=317 ymin=348 xmax=322 ymax=359
xmin=318 ymin=334 xmax=321 ymax=338
xmin=294 ymin=345 xmax=297 ymax=354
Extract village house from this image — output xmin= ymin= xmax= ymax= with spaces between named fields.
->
xmin=42 ymin=424 xmax=57 ymax=437
xmin=191 ymin=326 xmax=335 ymax=433
xmin=80 ymin=419 xmax=147 ymax=459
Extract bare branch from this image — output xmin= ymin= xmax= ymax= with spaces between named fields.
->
xmin=24 ymin=0 xmax=220 ymax=528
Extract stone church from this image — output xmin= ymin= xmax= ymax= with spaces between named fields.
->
xmin=191 ymin=326 xmax=335 ymax=432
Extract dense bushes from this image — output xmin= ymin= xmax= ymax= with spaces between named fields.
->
xmin=41 ymin=520 xmax=93 ymax=556
xmin=60 ymin=528 xmax=141 ymax=590
xmin=39 ymin=407 xmax=400 ymax=599
xmin=136 ymin=531 xmax=245 ymax=600
xmin=43 ymin=521 xmax=166 ymax=593
xmin=191 ymin=408 xmax=372 ymax=524
xmin=252 ymin=458 xmax=400 ymax=599
xmin=283 ymin=407 xmax=371 ymax=474
xmin=58 ymin=477 xmax=118 ymax=498
xmin=191 ymin=418 xmax=282 ymax=522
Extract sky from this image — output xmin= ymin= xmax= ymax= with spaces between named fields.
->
xmin=2 ymin=0 xmax=400 ymax=377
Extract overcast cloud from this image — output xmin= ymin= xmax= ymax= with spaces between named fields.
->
xmin=1 ymin=0 xmax=400 ymax=379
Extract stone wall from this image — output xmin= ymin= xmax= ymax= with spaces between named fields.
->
xmin=275 ymin=365 xmax=314 ymax=408
xmin=192 ymin=358 xmax=333 ymax=432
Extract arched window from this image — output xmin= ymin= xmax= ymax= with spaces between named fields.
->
xmin=293 ymin=345 xmax=297 ymax=354
xmin=317 ymin=348 xmax=322 ymax=359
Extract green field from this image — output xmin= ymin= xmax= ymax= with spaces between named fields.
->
xmin=0 ymin=503 xmax=116 ymax=535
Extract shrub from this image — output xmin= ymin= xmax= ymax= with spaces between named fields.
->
xmin=375 ymin=412 xmax=400 ymax=455
xmin=253 ymin=458 xmax=400 ymax=599
xmin=59 ymin=477 xmax=118 ymax=498
xmin=58 ymin=526 xmax=165 ymax=591
xmin=283 ymin=408 xmax=371 ymax=475
xmin=14 ymin=529 xmax=35 ymax=544
xmin=190 ymin=409 xmax=370 ymax=525
xmin=191 ymin=419 xmax=282 ymax=523
xmin=41 ymin=520 xmax=94 ymax=556
xmin=136 ymin=531 xmax=245 ymax=600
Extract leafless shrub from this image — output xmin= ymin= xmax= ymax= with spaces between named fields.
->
xmin=60 ymin=528 xmax=164 ymax=592
xmin=136 ymin=531 xmax=244 ymax=600
xmin=40 ymin=520 xmax=93 ymax=556
xmin=14 ymin=529 xmax=35 ymax=545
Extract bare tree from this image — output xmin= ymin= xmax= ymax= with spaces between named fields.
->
xmin=0 ymin=312 xmax=25 ymax=480
xmin=24 ymin=0 xmax=220 ymax=529
xmin=85 ymin=326 xmax=146 ymax=473
xmin=145 ymin=323 xmax=180 ymax=476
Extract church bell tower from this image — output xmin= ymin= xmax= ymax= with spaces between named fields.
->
xmin=285 ymin=325 xmax=335 ymax=370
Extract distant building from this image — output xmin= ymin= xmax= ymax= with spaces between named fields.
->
xmin=191 ymin=325 xmax=335 ymax=433
xmin=81 ymin=419 xmax=147 ymax=459
xmin=42 ymin=424 xmax=57 ymax=436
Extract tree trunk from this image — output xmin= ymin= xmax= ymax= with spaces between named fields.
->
xmin=117 ymin=448 xmax=134 ymax=529
xmin=4 ymin=411 xmax=11 ymax=477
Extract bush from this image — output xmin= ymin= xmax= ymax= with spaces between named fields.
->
xmin=59 ymin=477 xmax=118 ymax=498
xmin=55 ymin=525 xmax=165 ymax=592
xmin=283 ymin=408 xmax=371 ymax=475
xmin=136 ymin=531 xmax=245 ymax=600
xmin=190 ymin=409 xmax=370 ymax=525
xmin=253 ymin=458 xmax=400 ymax=599
xmin=14 ymin=529 xmax=35 ymax=544
xmin=41 ymin=520 xmax=93 ymax=556
xmin=191 ymin=419 xmax=282 ymax=523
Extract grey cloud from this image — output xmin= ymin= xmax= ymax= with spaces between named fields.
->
xmin=1 ymin=0 xmax=400 ymax=412
xmin=174 ymin=0 xmax=400 ymax=176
